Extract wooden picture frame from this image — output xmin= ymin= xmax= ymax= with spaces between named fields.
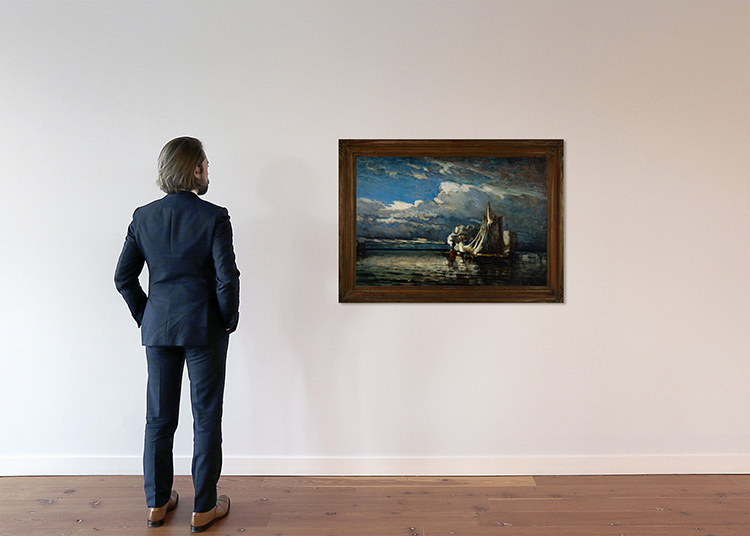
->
xmin=339 ymin=139 xmax=563 ymax=302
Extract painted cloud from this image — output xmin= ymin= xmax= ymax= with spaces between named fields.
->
xmin=356 ymin=157 xmax=547 ymax=249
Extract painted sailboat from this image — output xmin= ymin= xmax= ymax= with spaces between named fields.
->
xmin=446 ymin=201 xmax=517 ymax=257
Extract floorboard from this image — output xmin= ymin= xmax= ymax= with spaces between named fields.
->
xmin=1 ymin=474 xmax=747 ymax=536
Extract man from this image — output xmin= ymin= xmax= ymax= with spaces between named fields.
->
xmin=115 ymin=137 xmax=240 ymax=533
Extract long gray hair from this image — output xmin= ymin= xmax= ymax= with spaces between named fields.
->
xmin=156 ymin=137 xmax=205 ymax=194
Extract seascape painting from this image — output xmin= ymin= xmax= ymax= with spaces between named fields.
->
xmin=339 ymin=140 xmax=563 ymax=302
xmin=356 ymin=156 xmax=547 ymax=287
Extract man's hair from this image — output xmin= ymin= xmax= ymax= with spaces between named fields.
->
xmin=156 ymin=137 xmax=206 ymax=194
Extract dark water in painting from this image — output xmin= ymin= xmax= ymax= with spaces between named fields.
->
xmin=356 ymin=249 xmax=547 ymax=286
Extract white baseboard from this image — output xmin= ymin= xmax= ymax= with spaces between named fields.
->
xmin=1 ymin=455 xmax=748 ymax=476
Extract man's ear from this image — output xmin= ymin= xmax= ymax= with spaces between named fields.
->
xmin=194 ymin=165 xmax=202 ymax=179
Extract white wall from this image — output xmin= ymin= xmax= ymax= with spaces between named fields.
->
xmin=1 ymin=0 xmax=748 ymax=476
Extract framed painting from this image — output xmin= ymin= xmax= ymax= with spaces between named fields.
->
xmin=339 ymin=139 xmax=563 ymax=302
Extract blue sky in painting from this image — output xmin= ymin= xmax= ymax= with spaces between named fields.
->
xmin=356 ymin=156 xmax=548 ymax=249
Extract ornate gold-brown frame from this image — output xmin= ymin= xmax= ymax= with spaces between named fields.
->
xmin=339 ymin=139 xmax=563 ymax=302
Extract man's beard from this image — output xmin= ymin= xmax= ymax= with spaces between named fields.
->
xmin=196 ymin=180 xmax=209 ymax=195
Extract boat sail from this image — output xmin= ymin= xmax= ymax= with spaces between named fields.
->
xmin=447 ymin=201 xmax=517 ymax=257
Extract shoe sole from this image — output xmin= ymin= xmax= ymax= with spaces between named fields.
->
xmin=190 ymin=497 xmax=230 ymax=533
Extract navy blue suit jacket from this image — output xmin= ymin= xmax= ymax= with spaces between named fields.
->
xmin=115 ymin=191 xmax=240 ymax=346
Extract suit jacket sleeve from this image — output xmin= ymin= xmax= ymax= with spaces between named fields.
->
xmin=213 ymin=208 xmax=240 ymax=333
xmin=114 ymin=218 xmax=148 ymax=326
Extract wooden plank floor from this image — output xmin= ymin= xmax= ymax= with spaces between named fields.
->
xmin=1 ymin=475 xmax=748 ymax=535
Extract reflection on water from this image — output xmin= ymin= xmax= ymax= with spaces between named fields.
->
xmin=356 ymin=250 xmax=546 ymax=286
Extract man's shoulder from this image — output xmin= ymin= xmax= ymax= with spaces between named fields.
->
xmin=131 ymin=196 xmax=164 ymax=219
xmin=190 ymin=195 xmax=229 ymax=220
xmin=194 ymin=196 xmax=227 ymax=213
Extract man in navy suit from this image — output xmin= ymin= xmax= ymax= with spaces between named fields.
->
xmin=115 ymin=137 xmax=239 ymax=532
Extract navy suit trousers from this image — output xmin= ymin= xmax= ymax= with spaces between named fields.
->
xmin=144 ymin=334 xmax=228 ymax=513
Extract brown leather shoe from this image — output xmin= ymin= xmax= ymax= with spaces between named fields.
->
xmin=147 ymin=490 xmax=179 ymax=527
xmin=190 ymin=494 xmax=230 ymax=533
